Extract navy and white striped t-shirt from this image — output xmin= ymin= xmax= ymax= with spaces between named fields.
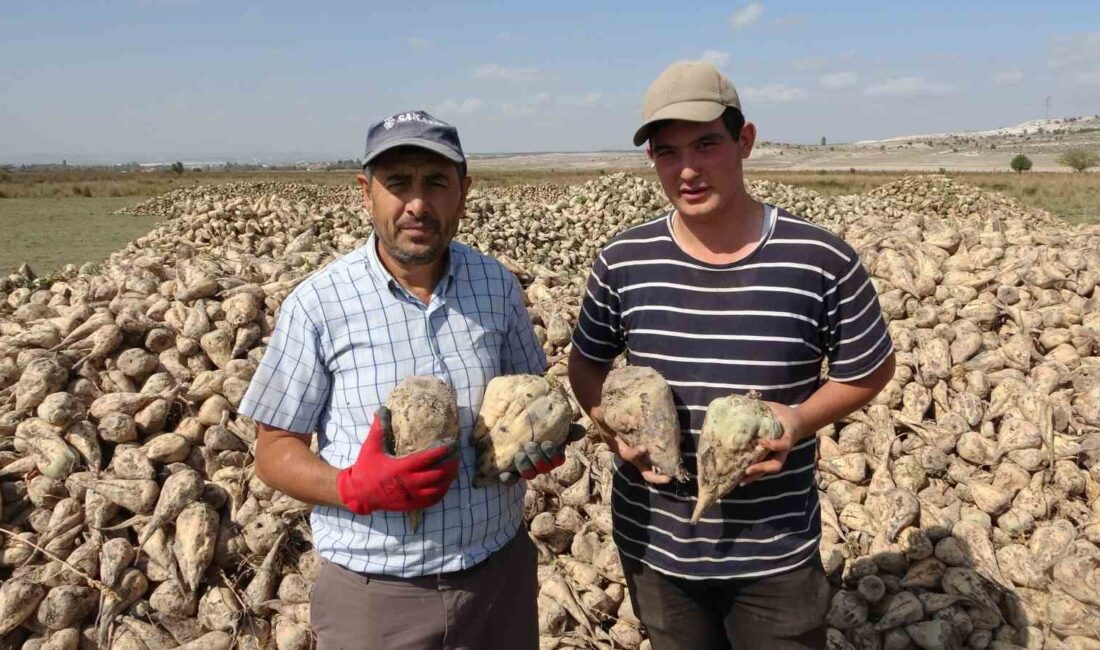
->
xmin=572 ymin=205 xmax=893 ymax=580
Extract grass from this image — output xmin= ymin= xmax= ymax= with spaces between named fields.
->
xmin=0 ymin=169 xmax=635 ymax=276
xmin=0 ymin=197 xmax=161 ymax=276
xmin=741 ymin=170 xmax=1099 ymax=225
xmin=0 ymin=169 xmax=356 ymax=199
xmin=984 ymin=172 xmax=1100 ymax=224
xmin=0 ymin=166 xmax=644 ymax=199
xmin=472 ymin=167 xmax=644 ymax=187
xmin=1 ymin=168 xmax=1096 ymax=277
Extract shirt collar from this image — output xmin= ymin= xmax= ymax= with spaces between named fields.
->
xmin=365 ymin=233 xmax=459 ymax=301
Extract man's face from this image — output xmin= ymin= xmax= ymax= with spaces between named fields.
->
xmin=647 ymin=117 xmax=756 ymax=222
xmin=358 ymin=149 xmax=471 ymax=267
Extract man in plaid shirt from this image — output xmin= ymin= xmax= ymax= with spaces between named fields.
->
xmin=239 ymin=110 xmax=562 ymax=649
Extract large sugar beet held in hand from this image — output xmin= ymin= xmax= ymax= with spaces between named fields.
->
xmin=384 ymin=376 xmax=460 ymax=532
xmin=600 ymin=366 xmax=688 ymax=481
xmin=692 ymin=391 xmax=783 ymax=524
xmin=473 ymin=374 xmax=572 ymax=486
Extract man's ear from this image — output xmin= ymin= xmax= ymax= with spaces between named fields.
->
xmin=739 ymin=122 xmax=757 ymax=159
xmin=645 ymin=145 xmax=654 ymax=162
xmin=457 ymin=174 xmax=473 ymax=219
xmin=356 ymin=173 xmax=373 ymax=213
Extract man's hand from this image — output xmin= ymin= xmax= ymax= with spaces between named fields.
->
xmin=499 ymin=440 xmax=563 ymax=485
xmin=336 ymin=406 xmax=459 ymax=515
xmin=592 ymin=406 xmax=671 ymax=485
xmin=740 ymin=401 xmax=807 ymax=487
xmin=500 ymin=423 xmax=586 ymax=485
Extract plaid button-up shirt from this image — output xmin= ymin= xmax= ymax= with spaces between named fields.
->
xmin=238 ymin=235 xmax=547 ymax=577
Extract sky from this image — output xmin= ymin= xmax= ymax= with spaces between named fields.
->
xmin=2 ymin=1 xmax=1099 ymax=164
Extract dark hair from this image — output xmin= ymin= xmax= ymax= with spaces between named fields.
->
xmin=720 ymin=106 xmax=745 ymax=140
xmin=647 ymin=106 xmax=745 ymax=143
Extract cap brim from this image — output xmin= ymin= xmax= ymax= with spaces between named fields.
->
xmin=363 ymin=137 xmax=466 ymax=167
xmin=632 ymin=101 xmax=727 ymax=146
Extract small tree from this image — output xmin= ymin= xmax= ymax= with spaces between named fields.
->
xmin=1011 ymin=154 xmax=1033 ymax=174
xmin=170 ymin=161 xmax=185 ymax=175
xmin=820 ymin=136 xmax=826 ymax=146
xmin=1058 ymin=148 xmax=1098 ymax=172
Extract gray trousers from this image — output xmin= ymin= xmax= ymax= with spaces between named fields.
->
xmin=310 ymin=530 xmax=539 ymax=650
xmin=622 ymin=553 xmax=832 ymax=649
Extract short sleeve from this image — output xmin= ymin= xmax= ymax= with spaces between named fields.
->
xmin=569 ymin=254 xmax=625 ymax=362
xmin=502 ymin=274 xmax=548 ymax=375
xmin=238 ymin=292 xmax=332 ymax=433
xmin=822 ymin=257 xmax=894 ymax=381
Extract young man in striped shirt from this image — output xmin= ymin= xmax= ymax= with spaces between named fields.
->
xmin=568 ymin=62 xmax=896 ymax=648
xmin=240 ymin=111 xmax=565 ymax=649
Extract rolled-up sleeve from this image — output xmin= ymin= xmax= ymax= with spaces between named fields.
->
xmin=238 ymin=292 xmax=331 ymax=433
xmin=822 ymin=256 xmax=894 ymax=382
xmin=502 ymin=274 xmax=548 ymax=375
xmin=570 ymin=254 xmax=624 ymax=362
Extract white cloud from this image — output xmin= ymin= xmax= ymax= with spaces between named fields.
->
xmin=579 ymin=92 xmax=604 ymax=106
xmin=742 ymin=84 xmax=807 ymax=103
xmin=1075 ymin=69 xmax=1100 ymax=85
xmin=993 ymin=68 xmax=1023 ymax=86
xmin=502 ymin=91 xmax=606 ymax=116
xmin=819 ymin=71 xmax=859 ymax=90
xmin=472 ymin=63 xmax=541 ymax=82
xmin=499 ymin=103 xmax=529 ymax=116
xmin=502 ymin=93 xmax=552 ymax=116
xmin=495 ymin=31 xmax=515 ymax=42
xmin=406 ymin=37 xmax=432 ymax=49
xmin=700 ymin=50 xmax=731 ymax=68
xmin=792 ymin=53 xmax=859 ymax=71
xmin=562 ymin=92 xmax=606 ymax=107
xmin=729 ymin=3 xmax=764 ymax=29
xmin=434 ymin=97 xmax=483 ymax=116
xmin=1050 ymin=29 xmax=1100 ymax=68
xmin=864 ymin=76 xmax=952 ymax=97
xmin=792 ymin=55 xmax=827 ymax=71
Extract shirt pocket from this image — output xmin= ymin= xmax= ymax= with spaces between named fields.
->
xmin=456 ymin=309 xmax=507 ymax=376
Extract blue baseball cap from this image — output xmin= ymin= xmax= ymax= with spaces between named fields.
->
xmin=363 ymin=110 xmax=466 ymax=173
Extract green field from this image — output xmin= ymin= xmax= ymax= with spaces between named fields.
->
xmin=0 ymin=197 xmax=162 ymax=276
xmin=1 ymin=168 xmax=1097 ymax=277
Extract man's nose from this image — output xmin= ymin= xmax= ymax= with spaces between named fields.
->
xmin=405 ymin=197 xmax=428 ymax=217
xmin=679 ymin=158 xmax=700 ymax=181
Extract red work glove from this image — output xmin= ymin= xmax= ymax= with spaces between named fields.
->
xmin=336 ymin=406 xmax=460 ymax=516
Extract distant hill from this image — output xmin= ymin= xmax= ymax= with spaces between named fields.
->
xmin=854 ymin=115 xmax=1100 ymax=145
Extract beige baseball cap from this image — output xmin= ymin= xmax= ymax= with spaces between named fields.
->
xmin=633 ymin=61 xmax=742 ymax=146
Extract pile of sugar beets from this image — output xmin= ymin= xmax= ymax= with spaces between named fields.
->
xmin=1 ymin=172 xmax=1099 ymax=649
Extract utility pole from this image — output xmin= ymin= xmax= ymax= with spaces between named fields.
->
xmin=1045 ymin=96 xmax=1052 ymax=120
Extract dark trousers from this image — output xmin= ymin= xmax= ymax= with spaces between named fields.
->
xmin=311 ymin=530 xmax=539 ymax=650
xmin=621 ymin=553 xmax=832 ymax=649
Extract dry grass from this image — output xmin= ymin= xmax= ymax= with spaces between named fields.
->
xmin=0 ymin=198 xmax=163 ymax=276
xmin=960 ymin=172 xmax=1099 ymax=225
xmin=2 ymin=168 xmax=1096 ymax=276
xmin=0 ymin=167 xmax=645 ymax=199
xmin=0 ymin=169 xmax=355 ymax=199
xmin=742 ymin=170 xmax=1099 ymax=225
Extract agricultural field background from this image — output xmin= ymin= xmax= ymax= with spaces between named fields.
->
xmin=1 ymin=164 xmax=1097 ymax=277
